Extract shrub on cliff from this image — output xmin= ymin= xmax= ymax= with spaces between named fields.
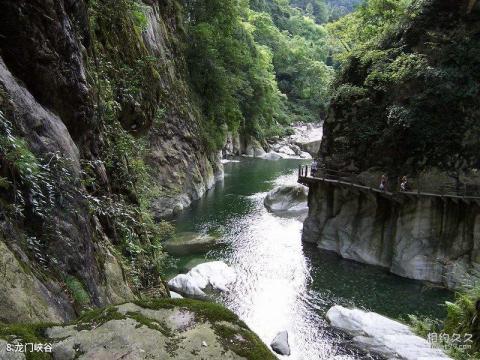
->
xmin=322 ymin=0 xmax=480 ymax=176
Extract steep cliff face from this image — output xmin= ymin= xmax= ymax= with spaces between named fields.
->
xmin=303 ymin=0 xmax=480 ymax=288
xmin=0 ymin=0 xmax=221 ymax=323
xmin=321 ymin=0 xmax=480 ymax=176
xmin=140 ymin=2 xmax=224 ymax=218
xmin=303 ymin=183 xmax=480 ymax=289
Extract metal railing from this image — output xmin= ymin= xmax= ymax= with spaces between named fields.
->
xmin=298 ymin=165 xmax=480 ymax=199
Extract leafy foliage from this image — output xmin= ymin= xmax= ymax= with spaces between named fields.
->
xmin=321 ymin=0 xmax=480 ymax=175
xmin=184 ymin=0 xmax=336 ymax=146
xmin=184 ymin=0 xmax=285 ymax=146
xmin=85 ymin=0 xmax=177 ymax=291
xmin=0 ymin=110 xmax=82 ymax=269
xmin=327 ymin=0 xmax=412 ymax=63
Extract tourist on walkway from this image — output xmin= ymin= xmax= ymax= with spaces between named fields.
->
xmin=400 ymin=176 xmax=408 ymax=192
xmin=311 ymin=160 xmax=318 ymax=177
xmin=379 ymin=174 xmax=387 ymax=191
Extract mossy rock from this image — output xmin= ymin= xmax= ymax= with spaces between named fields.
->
xmin=0 ymin=300 xmax=276 ymax=360
xmin=163 ymin=232 xmax=218 ymax=256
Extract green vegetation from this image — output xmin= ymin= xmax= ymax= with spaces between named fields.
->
xmin=74 ymin=306 xmax=127 ymax=331
xmin=65 ymin=276 xmax=91 ymax=308
xmin=327 ymin=0 xmax=412 ymax=63
xmin=408 ymin=285 xmax=480 ymax=360
xmin=320 ymin=0 xmax=480 ymax=176
xmin=183 ymin=0 xmax=336 ymax=146
xmin=86 ymin=0 xmax=175 ymax=292
xmin=134 ymin=298 xmax=276 ymax=359
xmin=0 ymin=323 xmax=54 ymax=360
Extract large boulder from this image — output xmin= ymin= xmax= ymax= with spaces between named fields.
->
xmin=264 ymin=185 xmax=308 ymax=214
xmin=270 ymin=330 xmax=291 ymax=356
xmin=277 ymin=145 xmax=296 ymax=156
xmin=326 ymin=306 xmax=452 ymax=360
xmin=170 ymin=291 xmax=183 ymax=299
xmin=35 ymin=301 xmax=276 ymax=360
xmin=260 ymin=151 xmax=284 ymax=161
xmin=300 ymin=151 xmax=313 ymax=159
xmin=298 ymin=139 xmax=322 ymax=156
xmin=244 ymin=138 xmax=266 ymax=157
xmin=163 ymin=232 xmax=217 ymax=256
xmin=188 ymin=261 xmax=237 ymax=292
xmin=167 ymin=274 xmax=206 ymax=299
xmin=168 ymin=261 xmax=237 ymax=299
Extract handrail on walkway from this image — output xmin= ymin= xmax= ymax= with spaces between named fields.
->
xmin=298 ymin=165 xmax=480 ymax=200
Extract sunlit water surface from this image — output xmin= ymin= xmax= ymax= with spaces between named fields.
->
xmin=169 ymin=158 xmax=452 ymax=359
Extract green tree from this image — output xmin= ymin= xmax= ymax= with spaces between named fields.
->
xmin=327 ymin=0 xmax=412 ymax=62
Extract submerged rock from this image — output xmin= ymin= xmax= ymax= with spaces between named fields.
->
xmin=264 ymin=185 xmax=308 ymax=214
xmin=168 ymin=261 xmax=236 ymax=299
xmin=36 ymin=300 xmax=276 ymax=360
xmin=163 ymin=232 xmax=218 ymax=256
xmin=271 ymin=330 xmax=291 ymax=356
xmin=326 ymin=305 xmax=451 ymax=360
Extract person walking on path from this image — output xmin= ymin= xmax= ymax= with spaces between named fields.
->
xmin=311 ymin=159 xmax=318 ymax=177
xmin=400 ymin=176 xmax=408 ymax=192
xmin=379 ymin=174 xmax=387 ymax=191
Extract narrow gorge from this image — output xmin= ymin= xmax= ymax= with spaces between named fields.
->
xmin=1 ymin=0 xmax=480 ymax=359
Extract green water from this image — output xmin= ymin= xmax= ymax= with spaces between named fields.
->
xmin=169 ymin=157 xmax=453 ymax=359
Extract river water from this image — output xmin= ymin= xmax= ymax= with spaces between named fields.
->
xmin=168 ymin=157 xmax=452 ymax=359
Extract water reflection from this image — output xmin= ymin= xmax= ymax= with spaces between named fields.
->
xmin=171 ymin=158 xmax=452 ymax=359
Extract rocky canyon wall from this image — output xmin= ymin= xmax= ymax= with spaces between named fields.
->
xmin=303 ymin=183 xmax=480 ymax=289
xmin=0 ymin=0 xmax=221 ymax=323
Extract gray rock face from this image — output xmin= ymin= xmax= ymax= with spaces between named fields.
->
xmin=0 ymin=0 xmax=223 ymax=324
xmin=270 ymin=331 xmax=291 ymax=356
xmin=326 ymin=305 xmax=451 ymax=360
xmin=264 ymin=185 xmax=309 ymax=214
xmin=303 ymin=182 xmax=480 ymax=289
xmin=0 ymin=339 xmax=26 ymax=360
xmin=41 ymin=302 xmax=275 ymax=360
xmin=0 ymin=55 xmax=134 ymax=321
xmin=244 ymin=137 xmax=266 ymax=157
xmin=136 ymin=2 xmax=225 ymax=219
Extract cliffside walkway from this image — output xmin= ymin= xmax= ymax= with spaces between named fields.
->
xmin=298 ymin=165 xmax=480 ymax=204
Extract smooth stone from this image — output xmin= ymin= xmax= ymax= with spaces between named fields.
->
xmin=188 ymin=261 xmax=237 ymax=292
xmin=300 ymin=151 xmax=312 ymax=159
xmin=264 ymin=185 xmax=308 ymax=214
xmin=326 ymin=306 xmax=452 ymax=360
xmin=168 ymin=274 xmax=206 ymax=299
xmin=270 ymin=331 xmax=291 ymax=356
xmin=170 ymin=291 xmax=183 ymax=299
xmin=168 ymin=261 xmax=236 ymax=299
xmin=278 ymin=145 xmax=296 ymax=156
xmin=163 ymin=232 xmax=217 ymax=256
xmin=260 ymin=151 xmax=284 ymax=161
